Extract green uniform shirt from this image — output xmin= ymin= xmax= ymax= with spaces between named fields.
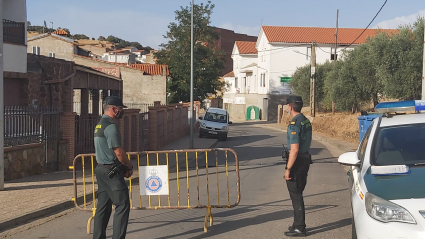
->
xmin=94 ymin=115 xmax=122 ymax=164
xmin=287 ymin=113 xmax=312 ymax=154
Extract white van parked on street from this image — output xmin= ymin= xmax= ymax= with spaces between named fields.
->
xmin=199 ymin=107 xmax=232 ymax=141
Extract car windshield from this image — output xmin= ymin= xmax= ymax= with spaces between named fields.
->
xmin=372 ymin=123 xmax=425 ymax=166
xmin=204 ymin=112 xmax=227 ymax=123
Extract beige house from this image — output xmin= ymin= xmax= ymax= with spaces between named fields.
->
xmin=27 ymin=34 xmax=168 ymax=105
xmin=27 ymin=33 xmax=89 ymax=60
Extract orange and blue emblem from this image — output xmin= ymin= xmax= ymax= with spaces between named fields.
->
xmin=146 ymin=176 xmax=162 ymax=193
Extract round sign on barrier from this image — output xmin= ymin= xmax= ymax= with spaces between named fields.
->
xmin=145 ymin=176 xmax=163 ymax=193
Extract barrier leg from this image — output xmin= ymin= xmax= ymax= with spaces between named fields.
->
xmin=204 ymin=206 xmax=213 ymax=232
xmin=87 ymin=208 xmax=96 ymax=234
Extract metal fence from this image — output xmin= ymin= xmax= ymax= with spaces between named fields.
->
xmin=139 ymin=112 xmax=149 ymax=151
xmin=4 ymin=106 xmax=61 ymax=147
xmin=3 ymin=19 xmax=25 ymax=45
xmin=125 ymin=103 xmax=154 ymax=113
xmin=70 ymin=148 xmax=240 ymax=233
xmin=74 ymin=102 xmax=153 ymax=115
xmin=4 ymin=106 xmax=62 ymax=171
xmin=73 ymin=101 xmax=103 ymax=116
xmin=75 ymin=115 xmax=101 ymax=156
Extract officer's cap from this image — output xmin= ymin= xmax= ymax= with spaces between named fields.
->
xmin=105 ymin=96 xmax=127 ymax=108
xmin=285 ymin=95 xmax=303 ymax=104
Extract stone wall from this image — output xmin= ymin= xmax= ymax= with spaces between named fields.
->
xmin=4 ymin=144 xmax=45 ymax=181
xmin=26 ymin=54 xmax=74 ymax=111
xmin=73 ymin=55 xmax=166 ymax=104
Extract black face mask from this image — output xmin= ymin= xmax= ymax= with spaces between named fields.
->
xmin=114 ymin=108 xmax=125 ymax=119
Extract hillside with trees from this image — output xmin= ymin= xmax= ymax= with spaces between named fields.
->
xmin=27 ymin=22 xmax=152 ymax=52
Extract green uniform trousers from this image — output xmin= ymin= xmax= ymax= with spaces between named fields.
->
xmin=93 ymin=165 xmax=130 ymax=239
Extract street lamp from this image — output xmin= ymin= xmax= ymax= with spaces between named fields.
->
xmin=190 ymin=0 xmax=194 ymax=148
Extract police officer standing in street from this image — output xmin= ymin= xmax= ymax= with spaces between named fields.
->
xmin=284 ymin=95 xmax=312 ymax=237
xmin=93 ymin=96 xmax=133 ymax=239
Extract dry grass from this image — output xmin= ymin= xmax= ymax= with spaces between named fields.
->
xmin=27 ymin=31 xmax=41 ymax=38
xmin=279 ymin=107 xmax=359 ymax=144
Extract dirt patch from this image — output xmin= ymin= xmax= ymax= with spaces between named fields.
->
xmin=279 ymin=107 xmax=359 ymax=144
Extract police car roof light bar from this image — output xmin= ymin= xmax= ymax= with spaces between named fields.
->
xmin=374 ymin=100 xmax=425 ymax=113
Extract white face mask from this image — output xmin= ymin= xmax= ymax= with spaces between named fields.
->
xmin=286 ymin=106 xmax=291 ymax=114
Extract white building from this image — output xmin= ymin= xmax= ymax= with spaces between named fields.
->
xmin=134 ymin=50 xmax=147 ymax=63
xmin=224 ymin=26 xmax=397 ymax=121
xmin=102 ymin=51 xmax=136 ymax=64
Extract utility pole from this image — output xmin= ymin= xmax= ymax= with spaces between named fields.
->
xmin=334 ymin=9 xmax=339 ymax=61
xmin=310 ymin=41 xmax=316 ymax=117
xmin=0 ymin=0 xmax=4 ymax=191
xmin=422 ymin=19 xmax=425 ymax=100
xmin=333 ymin=9 xmax=339 ymax=114
xmin=189 ymin=0 xmax=194 ymax=149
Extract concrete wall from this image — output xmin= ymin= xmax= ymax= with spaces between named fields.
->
xmin=27 ymin=36 xmax=75 ymax=61
xmin=73 ymin=56 xmax=166 ymax=104
xmin=3 ymin=0 xmax=26 ymax=22
xmin=4 ymin=44 xmax=27 ymax=73
xmin=3 ymin=0 xmax=27 ymax=73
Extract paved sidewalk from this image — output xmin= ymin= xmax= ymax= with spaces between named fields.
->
xmin=0 ymin=135 xmax=217 ymax=233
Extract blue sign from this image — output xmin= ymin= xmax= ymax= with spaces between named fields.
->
xmin=146 ymin=176 xmax=162 ymax=193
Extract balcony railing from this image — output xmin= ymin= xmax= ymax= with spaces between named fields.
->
xmin=3 ymin=19 xmax=25 ymax=45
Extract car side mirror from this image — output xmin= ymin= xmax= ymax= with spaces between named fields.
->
xmin=229 ymin=121 xmax=233 ymax=124
xmin=338 ymin=152 xmax=360 ymax=166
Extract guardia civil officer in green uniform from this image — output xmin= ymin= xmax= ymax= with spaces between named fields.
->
xmin=284 ymin=95 xmax=312 ymax=237
xmin=93 ymin=96 xmax=133 ymax=239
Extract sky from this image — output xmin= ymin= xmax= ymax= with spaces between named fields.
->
xmin=27 ymin=0 xmax=425 ymax=49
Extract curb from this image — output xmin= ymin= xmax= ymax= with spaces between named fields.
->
xmin=0 ymin=138 xmax=219 ymax=234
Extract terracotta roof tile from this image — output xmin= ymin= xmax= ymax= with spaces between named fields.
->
xmin=235 ymin=41 xmax=257 ymax=54
xmin=73 ymin=54 xmax=170 ymax=76
xmin=223 ymin=71 xmax=234 ymax=77
xmin=261 ymin=26 xmax=398 ymax=45
xmin=52 ymin=29 xmax=68 ymax=35
xmin=73 ymin=54 xmax=140 ymax=71
xmin=91 ymin=67 xmax=121 ymax=78
xmin=129 ymin=64 xmax=169 ymax=76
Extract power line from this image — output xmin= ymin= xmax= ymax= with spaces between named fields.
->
xmin=338 ymin=0 xmax=388 ymax=52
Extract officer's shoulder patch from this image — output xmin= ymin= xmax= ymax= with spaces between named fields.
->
xmin=290 ymin=121 xmax=296 ymax=125
xmin=291 ymin=132 xmax=296 ymax=135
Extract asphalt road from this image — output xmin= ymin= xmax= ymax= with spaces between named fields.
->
xmin=4 ymin=122 xmax=352 ymax=239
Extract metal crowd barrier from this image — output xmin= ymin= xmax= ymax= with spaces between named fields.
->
xmin=69 ymin=148 xmax=240 ymax=234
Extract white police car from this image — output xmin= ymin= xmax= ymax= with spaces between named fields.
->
xmin=338 ymin=100 xmax=425 ymax=239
